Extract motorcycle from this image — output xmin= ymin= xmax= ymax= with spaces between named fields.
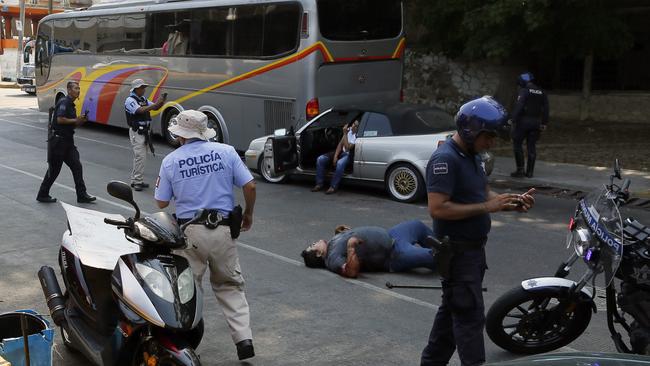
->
xmin=38 ymin=181 xmax=208 ymax=365
xmin=486 ymin=160 xmax=650 ymax=355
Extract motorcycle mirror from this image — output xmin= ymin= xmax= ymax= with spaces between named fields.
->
xmin=106 ymin=180 xmax=141 ymax=220
xmin=614 ymin=159 xmax=622 ymax=179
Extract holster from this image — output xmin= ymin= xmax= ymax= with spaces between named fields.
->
xmin=229 ymin=205 xmax=243 ymax=239
xmin=430 ymin=236 xmax=452 ymax=279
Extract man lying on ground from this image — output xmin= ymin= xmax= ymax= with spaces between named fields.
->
xmin=301 ymin=220 xmax=436 ymax=278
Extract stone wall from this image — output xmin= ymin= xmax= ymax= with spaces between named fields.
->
xmin=402 ymin=49 xmax=517 ymax=114
xmin=403 ymin=49 xmax=650 ymax=123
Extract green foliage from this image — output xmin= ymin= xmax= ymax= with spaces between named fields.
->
xmin=412 ymin=0 xmax=633 ymax=61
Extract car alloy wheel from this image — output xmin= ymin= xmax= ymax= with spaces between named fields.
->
xmin=386 ymin=163 xmax=424 ymax=203
xmin=258 ymin=154 xmax=287 ymax=183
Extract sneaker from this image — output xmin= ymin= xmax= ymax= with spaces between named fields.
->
xmin=235 ymin=339 xmax=255 ymax=360
xmin=510 ymin=170 xmax=525 ymax=178
xmin=36 ymin=195 xmax=57 ymax=203
xmin=311 ymin=185 xmax=323 ymax=192
xmin=325 ymin=187 xmax=337 ymax=195
xmin=131 ymin=182 xmax=149 ymax=189
xmin=77 ymin=193 xmax=96 ymax=203
xmin=132 ymin=183 xmax=145 ymax=191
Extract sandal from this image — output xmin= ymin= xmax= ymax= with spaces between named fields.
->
xmin=311 ymin=185 xmax=323 ymax=192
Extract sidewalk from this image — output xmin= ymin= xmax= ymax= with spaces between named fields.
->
xmin=0 ymin=81 xmax=19 ymax=89
xmin=490 ymin=156 xmax=650 ymax=207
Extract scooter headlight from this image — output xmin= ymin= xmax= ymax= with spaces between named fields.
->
xmin=134 ymin=222 xmax=159 ymax=242
xmin=573 ymin=227 xmax=592 ymax=257
xmin=135 ymin=263 xmax=174 ymax=302
xmin=177 ymin=267 xmax=195 ymax=304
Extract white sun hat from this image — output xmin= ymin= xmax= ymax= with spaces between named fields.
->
xmin=168 ymin=110 xmax=216 ymax=141
xmin=130 ymin=78 xmax=148 ymax=91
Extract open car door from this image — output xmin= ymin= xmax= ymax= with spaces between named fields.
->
xmin=263 ymin=135 xmax=298 ymax=177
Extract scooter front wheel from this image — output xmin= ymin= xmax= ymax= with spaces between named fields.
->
xmin=486 ymin=286 xmax=592 ymax=354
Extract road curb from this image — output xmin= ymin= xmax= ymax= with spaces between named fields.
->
xmin=489 ymin=178 xmax=650 ymax=211
xmin=0 ymin=82 xmax=20 ymax=89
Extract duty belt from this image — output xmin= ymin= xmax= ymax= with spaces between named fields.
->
xmin=448 ymin=239 xmax=486 ymax=252
xmin=177 ymin=209 xmax=231 ymax=229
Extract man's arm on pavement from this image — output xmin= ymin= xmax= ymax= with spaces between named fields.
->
xmin=341 ymin=237 xmax=361 ymax=278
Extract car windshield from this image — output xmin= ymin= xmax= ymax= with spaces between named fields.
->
xmin=391 ymin=108 xmax=455 ymax=136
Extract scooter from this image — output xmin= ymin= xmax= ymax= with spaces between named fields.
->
xmin=38 ymin=181 xmax=207 ymax=365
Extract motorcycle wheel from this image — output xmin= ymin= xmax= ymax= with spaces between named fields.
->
xmin=486 ymin=286 xmax=592 ymax=354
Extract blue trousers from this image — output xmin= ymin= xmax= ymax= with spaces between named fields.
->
xmin=421 ymin=248 xmax=487 ymax=366
xmin=316 ymin=151 xmax=350 ymax=189
xmin=388 ymin=220 xmax=435 ymax=272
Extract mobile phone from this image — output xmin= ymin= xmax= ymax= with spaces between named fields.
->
xmin=161 ymin=92 xmax=168 ymax=99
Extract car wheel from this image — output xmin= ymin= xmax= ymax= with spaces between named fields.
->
xmin=385 ymin=163 xmax=425 ymax=203
xmin=162 ymin=109 xmax=180 ymax=147
xmin=257 ymin=154 xmax=288 ymax=183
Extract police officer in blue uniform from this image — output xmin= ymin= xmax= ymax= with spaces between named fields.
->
xmin=510 ymin=72 xmax=549 ymax=178
xmin=155 ymin=110 xmax=257 ymax=361
xmin=421 ymin=96 xmax=536 ymax=366
xmin=125 ymin=79 xmax=166 ymax=191
xmin=37 ymin=81 xmax=96 ymax=203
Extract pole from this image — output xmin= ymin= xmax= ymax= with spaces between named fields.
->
xmin=15 ymin=0 xmax=26 ymax=82
xmin=49 ymin=0 xmax=54 ymax=15
xmin=20 ymin=313 xmax=31 ymax=366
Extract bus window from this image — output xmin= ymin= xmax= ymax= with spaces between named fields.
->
xmin=317 ymin=0 xmax=401 ymax=41
xmin=147 ymin=11 xmax=192 ymax=56
xmin=232 ymin=5 xmax=264 ymax=57
xmin=97 ymin=15 xmax=125 ymax=53
xmin=35 ymin=21 xmax=52 ymax=86
xmin=262 ymin=4 xmax=300 ymax=57
xmin=191 ymin=8 xmax=231 ymax=56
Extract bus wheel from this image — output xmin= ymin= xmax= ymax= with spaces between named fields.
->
xmin=162 ymin=109 xmax=180 ymax=147
xmin=205 ymin=113 xmax=224 ymax=143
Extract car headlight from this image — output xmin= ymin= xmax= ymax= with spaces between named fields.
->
xmin=135 ymin=263 xmax=174 ymax=302
xmin=177 ymin=267 xmax=195 ymax=304
xmin=134 ymin=222 xmax=158 ymax=242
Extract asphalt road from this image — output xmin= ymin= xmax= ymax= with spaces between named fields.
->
xmin=1 ymin=90 xmax=649 ymax=365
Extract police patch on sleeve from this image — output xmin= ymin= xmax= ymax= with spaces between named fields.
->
xmin=155 ymin=176 xmax=160 ymax=188
xmin=433 ymin=162 xmax=448 ymax=175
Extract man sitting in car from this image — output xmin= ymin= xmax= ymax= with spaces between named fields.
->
xmin=301 ymin=220 xmax=436 ymax=278
xmin=311 ymin=119 xmax=359 ymax=195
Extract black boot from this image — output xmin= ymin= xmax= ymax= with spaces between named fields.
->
xmin=511 ymin=150 xmax=525 ymax=178
xmin=526 ymin=159 xmax=535 ymax=178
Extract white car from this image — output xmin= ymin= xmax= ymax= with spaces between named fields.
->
xmin=245 ymin=104 xmax=493 ymax=203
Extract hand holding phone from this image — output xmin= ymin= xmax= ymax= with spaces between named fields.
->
xmin=161 ymin=92 xmax=168 ymax=100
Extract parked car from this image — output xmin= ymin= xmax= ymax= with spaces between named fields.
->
xmin=245 ymin=104 xmax=494 ymax=203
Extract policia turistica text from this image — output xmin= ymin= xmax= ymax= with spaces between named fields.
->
xmin=125 ymin=78 xmax=166 ymax=191
xmin=421 ymin=96 xmax=536 ymax=366
xmin=36 ymin=81 xmax=96 ymax=204
xmin=154 ymin=110 xmax=257 ymax=361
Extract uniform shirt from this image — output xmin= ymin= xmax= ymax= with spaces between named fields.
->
xmin=52 ymin=96 xmax=78 ymax=138
xmin=325 ymin=226 xmax=393 ymax=274
xmin=155 ymin=140 xmax=254 ymax=219
xmin=343 ymin=130 xmax=357 ymax=153
xmin=511 ymin=82 xmax=549 ymax=125
xmin=125 ymin=92 xmax=153 ymax=123
xmin=426 ymin=138 xmax=490 ymax=242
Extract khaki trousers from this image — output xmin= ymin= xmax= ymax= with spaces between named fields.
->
xmin=129 ymin=129 xmax=146 ymax=184
xmin=180 ymin=225 xmax=252 ymax=344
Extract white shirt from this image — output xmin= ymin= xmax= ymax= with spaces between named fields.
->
xmin=344 ymin=130 xmax=357 ymax=152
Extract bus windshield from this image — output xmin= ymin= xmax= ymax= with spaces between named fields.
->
xmin=317 ymin=0 xmax=402 ymax=41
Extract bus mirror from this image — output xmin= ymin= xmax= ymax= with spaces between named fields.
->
xmin=274 ymin=128 xmax=286 ymax=136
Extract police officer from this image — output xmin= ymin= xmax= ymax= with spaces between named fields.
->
xmin=510 ymin=72 xmax=549 ymax=178
xmin=37 ymin=81 xmax=96 ymax=204
xmin=421 ymin=96 xmax=536 ymax=366
xmin=154 ymin=110 xmax=257 ymax=361
xmin=125 ymin=79 xmax=166 ymax=191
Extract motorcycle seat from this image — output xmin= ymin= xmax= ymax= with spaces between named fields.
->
xmin=61 ymin=202 xmax=140 ymax=270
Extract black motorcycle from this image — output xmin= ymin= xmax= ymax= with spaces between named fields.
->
xmin=38 ymin=181 xmax=208 ymax=365
xmin=486 ymin=160 xmax=650 ymax=355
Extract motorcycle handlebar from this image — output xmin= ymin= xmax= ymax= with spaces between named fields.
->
xmin=104 ymin=218 xmax=127 ymax=226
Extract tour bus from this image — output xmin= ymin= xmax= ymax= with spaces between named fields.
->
xmin=34 ymin=0 xmax=405 ymax=151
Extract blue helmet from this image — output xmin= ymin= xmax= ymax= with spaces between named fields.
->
xmin=517 ymin=72 xmax=534 ymax=87
xmin=455 ymin=96 xmax=509 ymax=145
